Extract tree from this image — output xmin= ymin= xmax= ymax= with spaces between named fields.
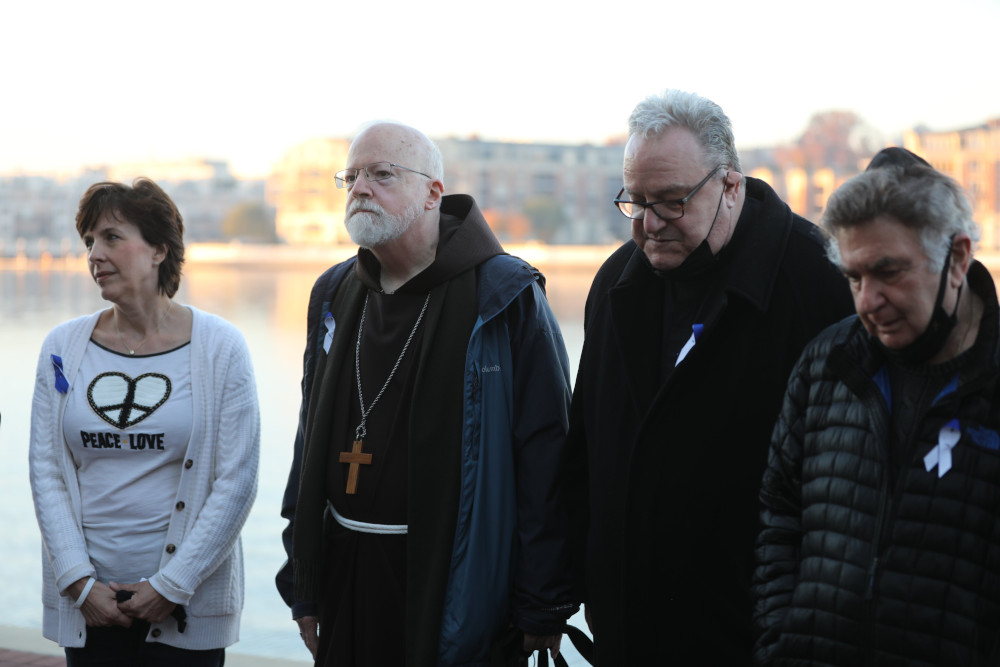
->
xmin=521 ymin=196 xmax=566 ymax=243
xmin=792 ymin=110 xmax=882 ymax=170
xmin=221 ymin=202 xmax=277 ymax=242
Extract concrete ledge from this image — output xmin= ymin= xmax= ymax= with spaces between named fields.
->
xmin=0 ymin=625 xmax=311 ymax=666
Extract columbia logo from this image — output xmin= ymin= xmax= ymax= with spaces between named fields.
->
xmin=481 ymin=365 xmax=501 ymax=373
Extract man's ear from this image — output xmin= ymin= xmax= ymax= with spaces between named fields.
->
xmin=723 ymin=170 xmax=743 ymax=208
xmin=425 ymin=178 xmax=444 ymax=211
xmin=950 ymin=233 xmax=973 ymax=287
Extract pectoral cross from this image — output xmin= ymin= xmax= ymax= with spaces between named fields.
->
xmin=339 ymin=439 xmax=373 ymax=495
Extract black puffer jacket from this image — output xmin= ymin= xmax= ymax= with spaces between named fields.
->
xmin=753 ymin=261 xmax=1000 ymax=666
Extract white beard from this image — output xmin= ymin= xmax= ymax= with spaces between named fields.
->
xmin=346 ymin=200 xmax=423 ymax=248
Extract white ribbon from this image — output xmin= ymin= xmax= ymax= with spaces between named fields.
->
xmin=323 ymin=313 xmax=336 ymax=354
xmin=675 ymin=323 xmax=705 ymax=367
xmin=924 ymin=419 xmax=961 ymax=478
xmin=329 ymin=502 xmax=407 ymax=535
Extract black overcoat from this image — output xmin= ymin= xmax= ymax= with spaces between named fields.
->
xmin=566 ymin=177 xmax=854 ymax=665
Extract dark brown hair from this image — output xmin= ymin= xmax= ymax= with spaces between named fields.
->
xmin=75 ymin=178 xmax=185 ymax=297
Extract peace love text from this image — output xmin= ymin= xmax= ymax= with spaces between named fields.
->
xmin=80 ymin=430 xmax=166 ymax=450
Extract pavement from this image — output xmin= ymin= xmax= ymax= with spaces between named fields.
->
xmin=0 ymin=648 xmax=63 ymax=666
xmin=0 ymin=626 xmax=310 ymax=667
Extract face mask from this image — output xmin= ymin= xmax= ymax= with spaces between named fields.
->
xmin=652 ymin=179 xmax=728 ymax=281
xmin=655 ymin=237 xmax=719 ymax=280
xmin=878 ymin=240 xmax=959 ymax=364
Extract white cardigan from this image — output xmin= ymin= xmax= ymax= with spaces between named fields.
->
xmin=29 ymin=306 xmax=260 ymax=649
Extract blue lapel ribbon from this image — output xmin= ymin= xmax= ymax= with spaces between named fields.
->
xmin=675 ymin=323 xmax=705 ymax=367
xmin=50 ymin=354 xmax=69 ymax=394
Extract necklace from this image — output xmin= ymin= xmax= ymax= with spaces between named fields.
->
xmin=339 ymin=291 xmax=431 ymax=495
xmin=115 ymin=301 xmax=172 ymax=356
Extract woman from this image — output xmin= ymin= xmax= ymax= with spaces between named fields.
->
xmin=29 ymin=178 xmax=260 ymax=666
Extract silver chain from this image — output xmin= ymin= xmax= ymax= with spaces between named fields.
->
xmin=354 ymin=291 xmax=431 ymax=441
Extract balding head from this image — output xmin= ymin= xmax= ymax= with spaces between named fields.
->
xmin=350 ymin=122 xmax=444 ymax=182
xmin=341 ymin=121 xmax=445 ymax=256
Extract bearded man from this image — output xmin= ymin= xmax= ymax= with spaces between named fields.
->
xmin=275 ymin=122 xmax=575 ymax=666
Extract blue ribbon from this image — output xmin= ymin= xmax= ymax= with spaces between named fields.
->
xmin=675 ymin=323 xmax=706 ymax=367
xmin=50 ymin=354 xmax=69 ymax=394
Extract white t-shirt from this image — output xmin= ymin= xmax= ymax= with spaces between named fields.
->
xmin=63 ymin=340 xmax=193 ymax=584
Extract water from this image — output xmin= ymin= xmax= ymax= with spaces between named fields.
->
xmin=0 ymin=256 xmax=596 ymax=662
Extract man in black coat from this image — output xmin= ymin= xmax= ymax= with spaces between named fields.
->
xmin=753 ymin=150 xmax=1000 ymax=666
xmin=565 ymin=89 xmax=854 ymax=665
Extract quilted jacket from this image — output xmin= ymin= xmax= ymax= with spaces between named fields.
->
xmin=753 ymin=261 xmax=1000 ymax=666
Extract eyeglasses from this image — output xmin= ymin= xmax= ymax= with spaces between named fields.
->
xmin=334 ymin=162 xmax=433 ymax=189
xmin=614 ymin=164 xmax=726 ymax=221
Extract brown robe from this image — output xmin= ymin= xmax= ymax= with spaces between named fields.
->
xmin=315 ymin=209 xmax=503 ymax=666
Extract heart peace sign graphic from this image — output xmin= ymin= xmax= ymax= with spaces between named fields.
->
xmin=88 ymin=372 xmax=172 ymax=429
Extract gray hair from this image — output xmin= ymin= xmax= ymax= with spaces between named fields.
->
xmin=628 ymin=90 xmax=742 ymax=174
xmin=822 ymin=164 xmax=979 ymax=271
xmin=352 ymin=120 xmax=444 ymax=181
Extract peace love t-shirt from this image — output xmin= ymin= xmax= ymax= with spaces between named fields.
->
xmin=63 ymin=339 xmax=192 ymax=585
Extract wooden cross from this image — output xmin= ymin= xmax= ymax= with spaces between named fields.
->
xmin=339 ymin=439 xmax=373 ymax=495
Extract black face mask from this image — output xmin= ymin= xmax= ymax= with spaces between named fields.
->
xmin=651 ymin=180 xmax=728 ymax=281
xmin=655 ymin=237 xmax=718 ymax=280
xmin=878 ymin=241 xmax=960 ymax=365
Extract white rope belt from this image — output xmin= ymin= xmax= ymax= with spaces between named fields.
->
xmin=329 ymin=502 xmax=408 ymax=535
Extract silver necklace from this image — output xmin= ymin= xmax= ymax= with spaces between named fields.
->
xmin=115 ymin=302 xmax=172 ymax=356
xmin=340 ymin=291 xmax=430 ymax=495
xmin=353 ymin=291 xmax=431 ymax=443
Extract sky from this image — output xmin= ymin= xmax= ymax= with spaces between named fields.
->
xmin=2 ymin=0 xmax=998 ymax=179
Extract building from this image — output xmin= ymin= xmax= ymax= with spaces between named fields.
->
xmin=905 ymin=119 xmax=1000 ymax=250
xmin=740 ymin=142 xmax=872 ymax=225
xmin=265 ymin=135 xmax=627 ymax=246
xmin=108 ymin=158 xmax=268 ymax=242
xmin=436 ymin=137 xmax=627 ymax=244
xmin=0 ymin=173 xmax=98 ymax=257
xmin=107 ymin=158 xmax=233 ymax=184
xmin=267 ymin=138 xmax=351 ymax=245
xmin=0 ymin=160 xmax=269 ymax=256
xmin=742 ymin=163 xmax=853 ymax=224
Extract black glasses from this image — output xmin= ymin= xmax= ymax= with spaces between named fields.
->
xmin=334 ymin=162 xmax=433 ymax=189
xmin=614 ymin=164 xmax=726 ymax=221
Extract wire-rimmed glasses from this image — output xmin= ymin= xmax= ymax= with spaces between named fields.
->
xmin=335 ymin=162 xmax=433 ymax=189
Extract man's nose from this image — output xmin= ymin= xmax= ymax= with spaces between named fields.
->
xmin=642 ymin=207 xmax=666 ymax=234
xmin=350 ymin=171 xmax=374 ymax=198
xmin=855 ymin=278 xmax=885 ymax=313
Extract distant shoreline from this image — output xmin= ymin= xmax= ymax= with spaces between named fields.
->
xmin=0 ymin=241 xmax=623 ymax=272
xmin=8 ymin=244 xmax=1000 ymax=277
